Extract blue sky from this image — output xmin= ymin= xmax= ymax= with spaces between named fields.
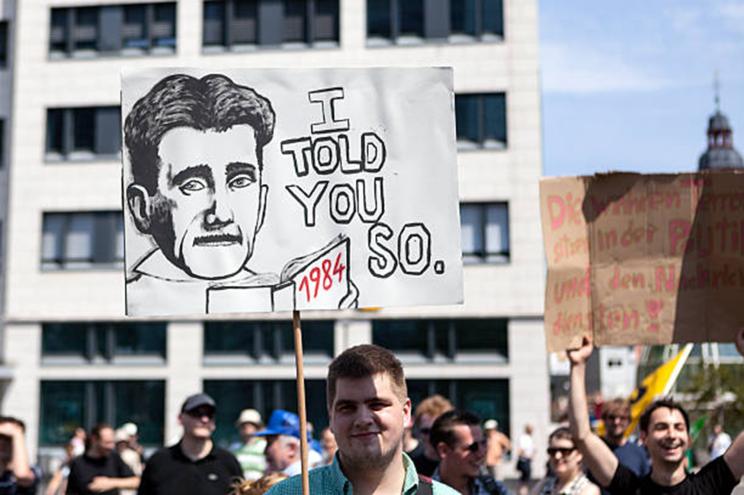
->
xmin=540 ymin=0 xmax=744 ymax=176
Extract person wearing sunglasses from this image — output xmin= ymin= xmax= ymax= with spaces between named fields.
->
xmin=531 ymin=427 xmax=599 ymax=495
xmin=429 ymin=410 xmax=510 ymax=495
xmin=138 ymin=393 xmax=242 ymax=495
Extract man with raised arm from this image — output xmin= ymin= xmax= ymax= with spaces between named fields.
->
xmin=567 ymin=330 xmax=744 ymax=494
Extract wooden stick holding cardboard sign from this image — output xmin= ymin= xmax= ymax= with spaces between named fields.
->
xmin=292 ymin=310 xmax=310 ymax=495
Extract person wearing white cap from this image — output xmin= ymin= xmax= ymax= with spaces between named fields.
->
xmin=230 ymin=409 xmax=267 ymax=481
xmin=483 ymin=419 xmax=510 ymax=480
xmin=114 ymin=428 xmax=142 ymax=495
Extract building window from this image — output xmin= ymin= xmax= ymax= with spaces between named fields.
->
xmin=41 ymin=212 xmax=124 ymax=270
xmin=42 ymin=322 xmax=166 ymax=364
xmin=46 ymin=107 xmax=121 ymax=161
xmin=373 ymin=318 xmax=508 ymax=363
xmin=204 ymin=320 xmax=334 ymax=364
xmin=40 ymin=381 xmax=165 ymax=446
xmin=408 ymin=379 xmax=510 ymax=435
xmin=455 ymin=93 xmax=507 ymax=149
xmin=0 ymin=21 xmax=8 ymax=68
xmin=450 ymin=0 xmax=503 ymax=41
xmin=460 ymin=203 xmax=509 ymax=263
xmin=205 ymin=379 xmax=327 ymax=447
xmin=367 ymin=0 xmax=503 ymax=45
xmin=0 ymin=119 xmax=4 ymax=168
xmin=202 ymin=0 xmax=339 ymax=51
xmin=49 ymin=3 xmax=177 ymax=58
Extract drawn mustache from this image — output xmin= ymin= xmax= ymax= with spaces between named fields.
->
xmin=193 ymin=233 xmax=243 ymax=246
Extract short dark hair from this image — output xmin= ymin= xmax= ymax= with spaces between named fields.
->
xmin=548 ymin=426 xmax=574 ymax=445
xmin=0 ymin=416 xmax=26 ymax=432
xmin=639 ymin=399 xmax=689 ymax=433
xmin=429 ymin=410 xmax=481 ymax=450
xmin=124 ymin=73 xmax=275 ymax=194
xmin=326 ymin=344 xmax=407 ymax=408
xmin=90 ymin=423 xmax=113 ymax=438
xmin=601 ymin=398 xmax=630 ymax=421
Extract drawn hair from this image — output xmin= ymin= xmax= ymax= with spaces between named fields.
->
xmin=124 ymin=73 xmax=276 ymax=194
xmin=326 ymin=344 xmax=407 ymax=408
xmin=429 ymin=409 xmax=480 ymax=450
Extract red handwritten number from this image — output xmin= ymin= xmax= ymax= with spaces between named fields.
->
xmin=321 ymin=259 xmax=333 ymax=290
xmin=333 ymin=253 xmax=346 ymax=282
xmin=299 ymin=276 xmax=310 ymax=302
xmin=298 ymin=253 xmax=346 ymax=303
xmin=309 ymin=267 xmax=321 ymax=298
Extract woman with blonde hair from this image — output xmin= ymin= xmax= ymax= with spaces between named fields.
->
xmin=531 ymin=427 xmax=599 ymax=495
xmin=231 ymin=472 xmax=288 ymax=495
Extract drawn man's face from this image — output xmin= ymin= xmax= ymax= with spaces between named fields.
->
xmin=148 ymin=125 xmax=266 ymax=279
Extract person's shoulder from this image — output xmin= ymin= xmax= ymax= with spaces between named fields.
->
xmin=430 ymin=478 xmax=460 ymax=494
xmin=266 ymin=466 xmax=338 ymax=495
xmin=212 ymin=445 xmax=238 ymax=459
xmin=143 ymin=445 xmax=178 ymax=465
xmin=690 ymin=455 xmax=738 ymax=486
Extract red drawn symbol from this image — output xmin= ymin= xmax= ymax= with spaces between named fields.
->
xmin=646 ymin=299 xmax=663 ymax=319
xmin=645 ymin=299 xmax=663 ymax=333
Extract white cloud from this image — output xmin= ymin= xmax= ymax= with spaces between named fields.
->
xmin=717 ymin=3 xmax=744 ymax=35
xmin=540 ymin=43 xmax=672 ymax=93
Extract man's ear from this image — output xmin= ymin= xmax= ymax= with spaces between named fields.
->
xmin=256 ymin=184 xmax=268 ymax=233
xmin=436 ymin=441 xmax=449 ymax=460
xmin=127 ymin=184 xmax=153 ymax=233
xmin=639 ymin=430 xmax=647 ymax=445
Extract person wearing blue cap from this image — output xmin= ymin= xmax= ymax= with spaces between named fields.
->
xmin=256 ymin=410 xmax=322 ymax=477
xmin=137 ymin=393 xmax=242 ymax=495
xmin=266 ymin=345 xmax=458 ymax=495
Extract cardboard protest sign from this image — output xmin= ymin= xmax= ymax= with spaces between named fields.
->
xmin=122 ymin=68 xmax=463 ymax=316
xmin=541 ymin=171 xmax=744 ymax=351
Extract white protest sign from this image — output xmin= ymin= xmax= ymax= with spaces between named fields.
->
xmin=122 ymin=68 xmax=463 ymax=316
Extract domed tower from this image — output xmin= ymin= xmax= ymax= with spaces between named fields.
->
xmin=698 ymin=86 xmax=744 ymax=170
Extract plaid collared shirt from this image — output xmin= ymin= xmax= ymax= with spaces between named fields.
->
xmin=267 ymin=452 xmax=459 ymax=495
xmin=432 ymin=467 xmax=511 ymax=495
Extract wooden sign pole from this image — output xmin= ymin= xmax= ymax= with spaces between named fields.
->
xmin=293 ymin=310 xmax=310 ymax=495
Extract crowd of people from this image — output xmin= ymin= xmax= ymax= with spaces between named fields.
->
xmin=0 ymin=333 xmax=742 ymax=494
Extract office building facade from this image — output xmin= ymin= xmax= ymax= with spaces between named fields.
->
xmin=2 ymin=0 xmax=547 ymax=475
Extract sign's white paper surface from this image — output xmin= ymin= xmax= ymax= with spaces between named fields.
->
xmin=122 ymin=68 xmax=463 ymax=316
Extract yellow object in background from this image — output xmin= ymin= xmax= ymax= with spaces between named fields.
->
xmin=625 ymin=344 xmax=693 ymax=438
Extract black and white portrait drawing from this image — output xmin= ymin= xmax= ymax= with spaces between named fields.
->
xmin=122 ymin=69 xmax=463 ymax=317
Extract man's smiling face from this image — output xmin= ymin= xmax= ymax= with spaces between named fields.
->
xmin=151 ymin=125 xmax=264 ymax=279
xmin=642 ymin=407 xmax=689 ymax=466
xmin=329 ymin=373 xmax=411 ymax=470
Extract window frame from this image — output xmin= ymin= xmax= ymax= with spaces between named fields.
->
xmin=205 ymin=379 xmax=328 ymax=447
xmin=0 ymin=21 xmax=8 ymax=68
xmin=45 ymin=106 xmax=121 ymax=162
xmin=460 ymin=202 xmax=510 ymax=264
xmin=41 ymin=322 xmax=167 ymax=365
xmin=49 ymin=3 xmax=177 ymax=59
xmin=367 ymin=0 xmax=503 ymax=46
xmin=39 ymin=380 xmax=165 ymax=446
xmin=372 ymin=318 xmax=509 ymax=363
xmin=203 ymin=320 xmax=335 ymax=365
xmin=455 ymin=92 xmax=507 ymax=150
xmin=41 ymin=211 xmax=125 ymax=271
xmin=202 ymin=0 xmax=340 ymax=52
xmin=449 ymin=0 xmax=504 ymax=43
